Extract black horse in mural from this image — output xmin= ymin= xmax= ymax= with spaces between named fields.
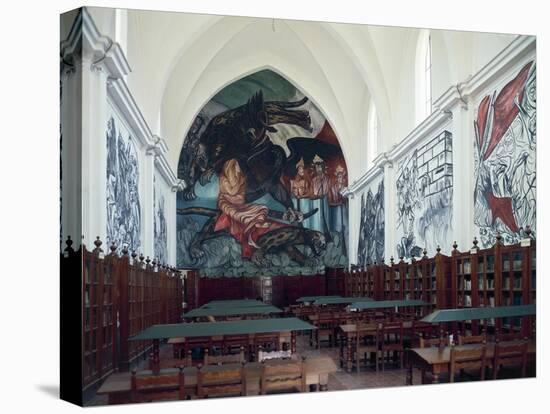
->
xmin=178 ymin=90 xmax=341 ymax=262
xmin=179 ymin=90 xmax=338 ymax=210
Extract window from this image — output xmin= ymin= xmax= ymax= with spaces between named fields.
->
xmin=424 ymin=34 xmax=433 ymax=117
xmin=415 ymin=29 xmax=433 ymax=124
xmin=367 ymin=103 xmax=379 ymax=167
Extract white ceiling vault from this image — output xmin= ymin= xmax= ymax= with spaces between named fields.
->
xmin=86 ymin=7 xmax=516 ymax=181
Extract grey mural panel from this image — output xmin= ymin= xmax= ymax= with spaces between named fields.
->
xmin=106 ymin=116 xmax=141 ymax=252
xmin=357 ymin=180 xmax=385 ymax=266
xmin=395 ymin=130 xmax=453 ymax=258
xmin=154 ymin=176 xmax=168 ymax=264
xmin=474 ymin=61 xmax=536 ymax=247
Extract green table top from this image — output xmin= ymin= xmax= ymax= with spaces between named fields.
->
xmin=201 ymin=299 xmax=265 ymax=308
xmin=348 ymin=299 xmax=429 ymax=310
xmin=184 ymin=305 xmax=283 ymax=318
xmin=313 ymin=296 xmax=373 ymax=305
xmin=130 ymin=317 xmax=316 ymax=341
xmin=420 ymin=304 xmax=536 ymax=323
xmin=297 ymin=295 xmax=342 ymax=303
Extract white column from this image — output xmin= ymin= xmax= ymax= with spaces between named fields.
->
xmin=382 ymin=159 xmax=396 ymax=261
xmin=80 ymin=58 xmax=108 ymax=249
xmin=141 ymin=151 xmax=155 ymax=259
xmin=60 ymin=63 xmax=82 ymax=249
xmin=451 ymin=102 xmax=475 ymax=252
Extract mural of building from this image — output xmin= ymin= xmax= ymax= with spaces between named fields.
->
xmin=474 ymin=61 xmax=536 ymax=248
xmin=176 ymin=70 xmax=348 ymax=275
xmin=106 ymin=116 xmax=142 ymax=253
xmin=357 ymin=180 xmax=385 ymax=266
xmin=395 ymin=130 xmax=453 ymax=258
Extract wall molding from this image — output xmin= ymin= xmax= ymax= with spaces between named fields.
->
xmin=61 ymin=7 xmax=180 ymax=190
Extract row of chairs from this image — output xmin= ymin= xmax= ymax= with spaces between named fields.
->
xmin=173 ymin=333 xmax=283 ymax=361
xmin=130 ymin=358 xmax=307 ymax=402
xmin=419 ymin=333 xmax=530 ymax=383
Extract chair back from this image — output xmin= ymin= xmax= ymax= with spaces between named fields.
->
xmin=457 ymin=332 xmax=487 ymax=345
xmin=204 ymin=347 xmax=245 ymax=365
xmin=419 ymin=336 xmax=449 ymax=348
xmin=196 ymin=363 xmax=246 ymax=398
xmin=260 ymin=358 xmax=306 ymax=394
xmin=493 ymin=340 xmax=529 ymax=379
xmin=131 ymin=367 xmax=186 ymax=402
xmin=449 ymin=345 xmax=487 ymax=382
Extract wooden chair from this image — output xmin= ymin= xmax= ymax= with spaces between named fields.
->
xmin=204 ymin=347 xmax=245 ymax=365
xmin=354 ymin=323 xmax=380 ymax=372
xmin=260 ymin=358 xmax=307 ymax=395
xmin=449 ymin=345 xmax=487 ymax=382
xmin=159 ymin=350 xmax=192 ymax=369
xmin=223 ymin=334 xmax=250 ymax=356
xmin=196 ymin=363 xmax=247 ymax=398
xmin=253 ymin=332 xmax=280 ymax=357
xmin=131 ymin=367 xmax=186 ymax=402
xmin=495 ymin=331 xmax=525 ymax=342
xmin=492 ymin=340 xmax=529 ymax=379
xmin=380 ymin=321 xmax=404 ymax=370
xmin=315 ymin=313 xmax=335 ymax=348
xmin=457 ymin=332 xmax=487 ymax=345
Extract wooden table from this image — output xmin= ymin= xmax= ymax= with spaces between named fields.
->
xmin=201 ymin=299 xmax=266 ymax=308
xmin=96 ymin=356 xmax=337 ymax=404
xmin=406 ymin=340 xmax=536 ymax=384
xmin=183 ymin=305 xmax=283 ymax=320
xmin=131 ymin=318 xmax=316 ymax=370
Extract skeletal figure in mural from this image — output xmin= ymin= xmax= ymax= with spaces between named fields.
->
xmin=395 ymin=131 xmax=453 ymax=258
xmin=474 ymin=62 xmax=536 ymax=247
xmin=106 ymin=116 xmax=141 ymax=252
xmin=154 ymin=178 xmax=168 ymax=264
xmin=357 ymin=181 xmax=385 ymax=266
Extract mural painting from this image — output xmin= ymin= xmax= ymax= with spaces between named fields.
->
xmin=176 ymin=70 xmax=348 ymax=275
xmin=395 ymin=130 xmax=453 ymax=258
xmin=474 ymin=61 xmax=536 ymax=247
xmin=154 ymin=176 xmax=168 ymax=264
xmin=357 ymin=180 xmax=385 ymax=266
xmin=106 ymin=116 xmax=142 ymax=252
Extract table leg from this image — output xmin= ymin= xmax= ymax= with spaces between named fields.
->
xmin=406 ymin=362 xmax=413 ymax=385
xmin=346 ymin=335 xmax=352 ymax=373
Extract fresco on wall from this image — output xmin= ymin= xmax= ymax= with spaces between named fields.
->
xmin=176 ymin=70 xmax=348 ymax=275
xmin=357 ymin=180 xmax=385 ymax=266
xmin=106 ymin=116 xmax=141 ymax=252
xmin=154 ymin=176 xmax=168 ymax=264
xmin=395 ymin=130 xmax=453 ymax=258
xmin=474 ymin=61 xmax=536 ymax=248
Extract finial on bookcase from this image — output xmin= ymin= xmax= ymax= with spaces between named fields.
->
xmin=390 ymin=256 xmax=394 ymax=265
xmin=139 ymin=253 xmax=145 ymax=262
xmin=399 ymin=256 xmax=404 ymax=263
xmin=121 ymin=244 xmax=129 ymax=256
xmin=452 ymin=241 xmax=458 ymax=251
xmin=436 ymin=245 xmax=441 ymax=254
xmin=495 ymin=232 xmax=503 ymax=246
xmin=152 ymin=258 xmax=157 ymax=267
xmin=524 ymin=225 xmax=533 ymax=238
xmin=422 ymin=247 xmax=428 ymax=258
xmin=146 ymin=256 xmax=151 ymax=265
xmin=93 ymin=236 xmax=103 ymax=253
xmin=109 ymin=242 xmax=117 ymax=254
xmin=64 ymin=236 xmax=74 ymax=254
xmin=472 ymin=237 xmax=479 ymax=250
xmin=131 ymin=250 xmax=137 ymax=260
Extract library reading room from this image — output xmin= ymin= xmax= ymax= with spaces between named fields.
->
xmin=60 ymin=6 xmax=537 ymax=407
